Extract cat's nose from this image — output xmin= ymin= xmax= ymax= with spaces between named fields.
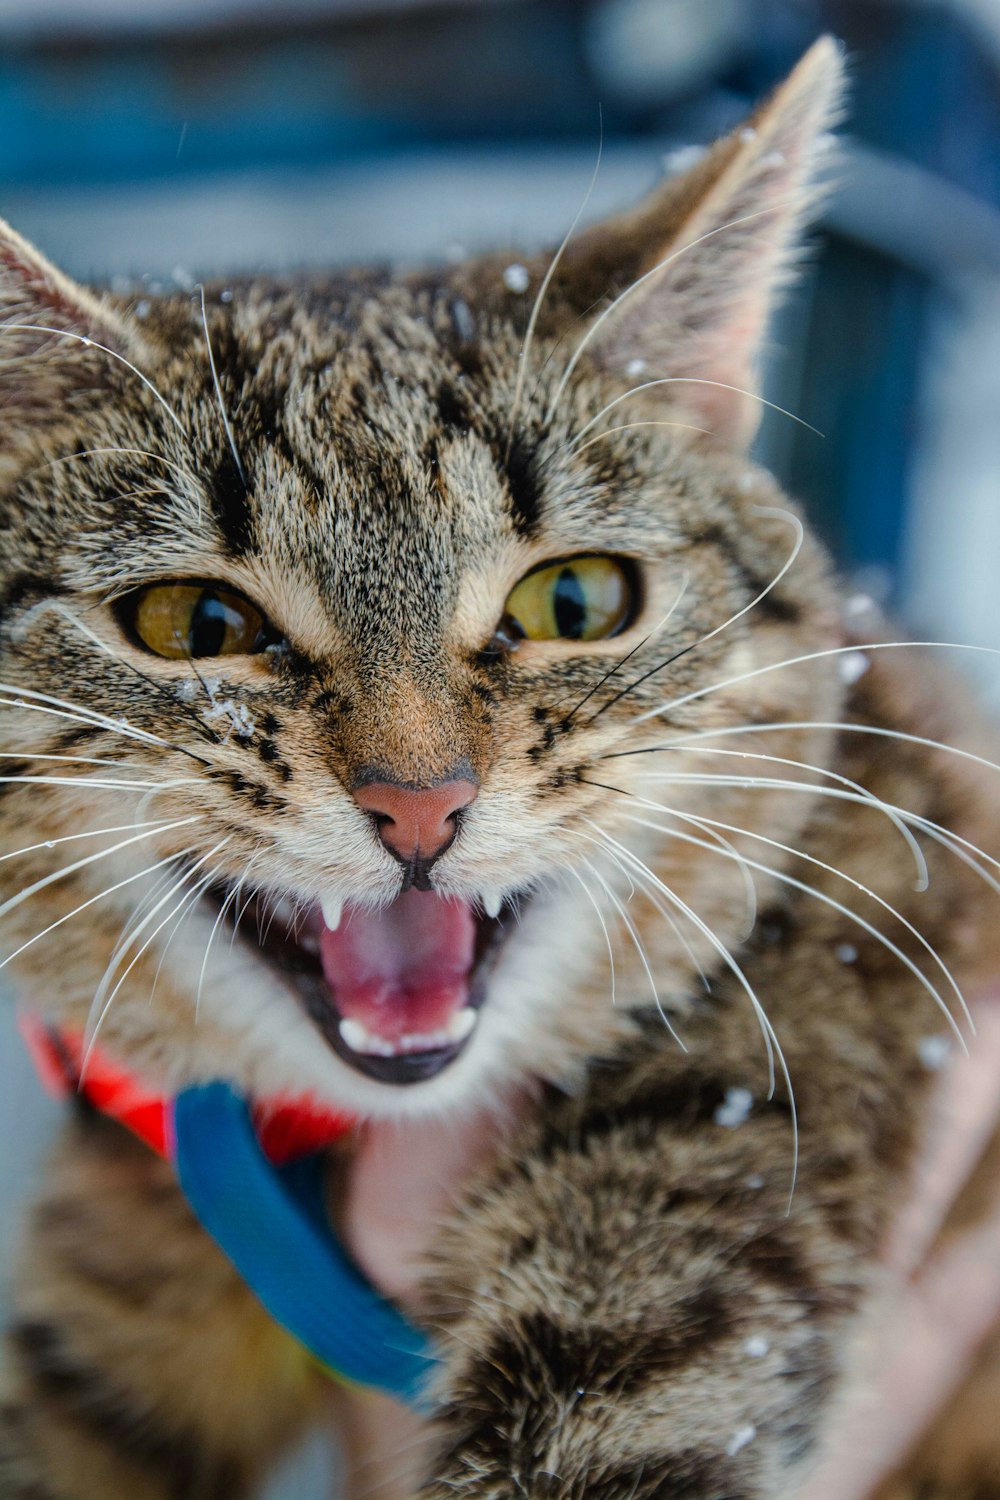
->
xmin=352 ymin=773 xmax=479 ymax=866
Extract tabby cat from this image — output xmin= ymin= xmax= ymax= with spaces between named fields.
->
xmin=1 ymin=36 xmax=999 ymax=1500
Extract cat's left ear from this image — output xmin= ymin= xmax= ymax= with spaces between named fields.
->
xmin=567 ymin=37 xmax=845 ymax=449
xmin=0 ymin=216 xmax=148 ymax=431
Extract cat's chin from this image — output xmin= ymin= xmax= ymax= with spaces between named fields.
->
xmin=205 ymin=880 xmax=523 ymax=1086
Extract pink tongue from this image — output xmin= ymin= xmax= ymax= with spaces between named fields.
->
xmin=319 ymin=888 xmax=476 ymax=1042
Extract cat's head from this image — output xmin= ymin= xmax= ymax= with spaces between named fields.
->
xmin=0 ymin=41 xmax=846 ymax=1118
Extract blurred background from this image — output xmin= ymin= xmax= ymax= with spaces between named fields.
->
xmin=0 ymin=0 xmax=998 ymax=1493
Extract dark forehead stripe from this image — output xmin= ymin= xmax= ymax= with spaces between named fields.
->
xmin=210 ymin=450 xmax=254 ymax=557
xmin=505 ymin=433 xmax=542 ymax=538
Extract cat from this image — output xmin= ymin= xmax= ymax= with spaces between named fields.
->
xmin=1 ymin=33 xmax=999 ymax=1500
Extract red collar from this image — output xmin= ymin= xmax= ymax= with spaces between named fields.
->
xmin=19 ymin=1013 xmax=356 ymax=1165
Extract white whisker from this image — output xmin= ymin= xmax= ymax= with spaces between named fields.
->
xmin=546 ymin=200 xmax=797 ymax=426
xmin=590 ymin=508 xmax=803 ymax=722
xmin=617 ymin=741 xmax=929 ymax=889
xmin=195 ymin=873 xmax=241 ymax=1020
xmin=584 ymin=818 xmax=798 ymax=1201
xmin=197 ymin=284 xmax=246 ymax=488
xmin=569 ymin=834 xmax=686 ymax=1050
xmin=0 ymin=322 xmax=187 ymax=434
xmin=85 ymin=857 xmax=202 ymax=1044
xmin=0 ymin=817 xmax=176 ymax=868
xmin=506 ymin=124 xmax=603 ymax=458
xmin=28 ymin=446 xmax=203 ymax=497
xmin=607 ymin=852 xmax=711 ymax=992
xmin=563 ymin=863 xmax=617 ymax=1009
xmin=0 ymin=751 xmax=147 ymax=772
xmin=0 ymin=683 xmax=186 ymax=756
xmin=574 ymin=419 xmax=712 ymax=455
xmin=0 ymin=815 xmax=200 ymax=927
xmin=0 ymin=774 xmax=197 ymax=792
xmin=0 ymin=847 xmax=197 ymax=972
xmin=83 ymin=840 xmax=230 ymax=1068
xmin=619 ymin=804 xmax=971 ymax=1045
xmin=636 ymin=641 xmax=1000 ymax=727
xmin=570 ymin=381 xmax=819 ymax=452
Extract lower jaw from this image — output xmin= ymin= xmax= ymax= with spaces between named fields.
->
xmin=293 ymin=969 xmax=483 ymax=1085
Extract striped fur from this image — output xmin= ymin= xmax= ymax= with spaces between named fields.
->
xmin=1 ymin=37 xmax=999 ymax=1499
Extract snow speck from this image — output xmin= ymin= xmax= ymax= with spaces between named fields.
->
xmin=714 ymin=1086 xmax=754 ymax=1128
xmin=625 ymin=358 xmax=647 ymax=378
xmin=743 ymin=1335 xmax=769 ymax=1359
xmin=836 ymin=942 xmax=858 ymax=965
xmin=737 ymin=470 xmax=756 ymax=493
xmin=135 ymin=299 xmax=152 ymax=320
xmin=451 ymin=298 xmax=476 ymax=342
xmin=171 ymin=265 xmax=194 ymax=292
xmin=739 ymin=127 xmax=757 ymax=143
xmin=503 ymin=263 xmax=530 ymax=294
xmin=175 ymin=680 xmax=199 ymax=703
xmin=744 ymin=1173 xmax=765 ymax=1190
xmin=761 ymin=150 xmax=786 ymax=168
xmin=839 ymin=650 xmax=870 ymax=685
xmin=663 ymin=144 xmax=707 ymax=175
xmin=843 ymin=592 xmax=876 ymax=619
xmin=220 ymin=288 xmax=234 ymax=304
xmin=917 ymin=1035 xmax=952 ymax=1071
xmin=726 ymin=1424 xmax=757 ymax=1457
xmin=203 ymin=685 xmax=257 ymax=742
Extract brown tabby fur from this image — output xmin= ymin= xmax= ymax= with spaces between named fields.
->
xmin=0 ymin=38 xmax=998 ymax=1499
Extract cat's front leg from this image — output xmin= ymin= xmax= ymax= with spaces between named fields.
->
xmin=0 ymin=1108 xmax=323 ymax=1500
xmin=403 ymin=1042 xmax=897 ymax=1500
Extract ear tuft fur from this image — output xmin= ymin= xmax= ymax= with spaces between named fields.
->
xmin=563 ymin=37 xmax=847 ymax=449
xmin=0 ymin=217 xmax=144 ymax=432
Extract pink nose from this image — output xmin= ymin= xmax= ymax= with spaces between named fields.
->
xmin=353 ymin=778 xmax=479 ymax=862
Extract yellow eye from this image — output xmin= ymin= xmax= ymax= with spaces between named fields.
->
xmin=502 ymin=555 xmax=635 ymax=642
xmin=127 ymin=583 xmax=269 ymax=660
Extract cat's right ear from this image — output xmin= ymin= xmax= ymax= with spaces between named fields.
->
xmin=0 ymin=217 xmax=147 ymax=430
xmin=551 ymin=37 xmax=845 ymax=450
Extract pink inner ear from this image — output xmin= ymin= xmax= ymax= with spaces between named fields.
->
xmin=580 ymin=41 xmax=843 ymax=452
xmin=0 ymin=223 xmax=135 ymax=365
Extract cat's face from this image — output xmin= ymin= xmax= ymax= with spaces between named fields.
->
xmin=0 ymin=42 xmax=846 ymax=1118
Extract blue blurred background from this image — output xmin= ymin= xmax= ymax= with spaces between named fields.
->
xmin=0 ymin=1 xmax=998 ymax=1493
xmin=2 ymin=0 xmax=999 ymax=626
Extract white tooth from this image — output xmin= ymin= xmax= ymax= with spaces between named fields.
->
xmin=321 ymin=893 xmax=344 ymax=931
xmin=339 ymin=1017 xmax=374 ymax=1054
xmin=481 ymin=888 xmax=503 ymax=921
xmin=447 ymin=1007 xmax=477 ymax=1043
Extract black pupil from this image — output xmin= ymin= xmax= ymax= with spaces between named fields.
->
xmin=189 ymin=591 xmax=240 ymax=656
xmin=553 ymin=567 xmax=588 ymax=639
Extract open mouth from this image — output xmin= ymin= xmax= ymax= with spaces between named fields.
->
xmin=215 ymin=884 xmax=517 ymax=1085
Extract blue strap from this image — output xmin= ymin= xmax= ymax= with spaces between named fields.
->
xmin=173 ymin=1083 xmax=440 ymax=1409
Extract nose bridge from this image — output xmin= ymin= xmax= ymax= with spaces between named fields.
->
xmin=343 ymin=658 xmax=491 ymax=789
